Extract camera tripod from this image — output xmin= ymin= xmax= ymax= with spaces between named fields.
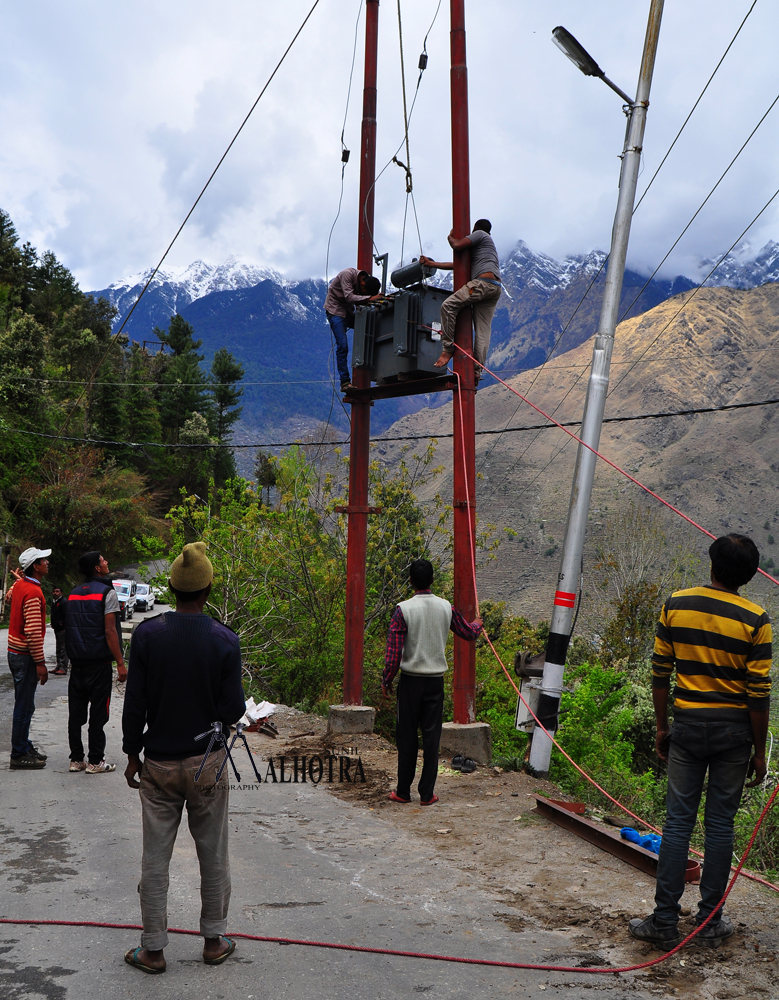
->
xmin=194 ymin=721 xmax=263 ymax=784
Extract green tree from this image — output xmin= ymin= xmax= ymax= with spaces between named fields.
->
xmin=156 ymin=316 xmax=211 ymax=442
xmin=0 ymin=312 xmax=47 ymax=414
xmin=15 ymin=447 xmax=162 ymax=583
xmin=210 ymin=347 xmax=244 ymax=483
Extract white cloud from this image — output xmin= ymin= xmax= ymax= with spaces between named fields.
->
xmin=2 ymin=0 xmax=778 ymax=290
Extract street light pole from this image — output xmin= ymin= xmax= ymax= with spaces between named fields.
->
xmin=528 ymin=0 xmax=665 ymax=777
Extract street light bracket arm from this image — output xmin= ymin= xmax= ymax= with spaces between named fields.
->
xmin=601 ymin=74 xmax=636 ymax=107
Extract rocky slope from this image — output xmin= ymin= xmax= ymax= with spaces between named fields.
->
xmin=375 ymin=282 xmax=779 ymax=629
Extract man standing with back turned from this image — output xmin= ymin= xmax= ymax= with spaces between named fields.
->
xmin=422 ymin=218 xmax=501 ymax=382
xmin=629 ymin=534 xmax=772 ymax=946
xmin=65 ymin=551 xmax=126 ymax=773
xmin=382 ymin=558 xmax=482 ymax=805
xmin=122 ymin=541 xmax=245 ymax=974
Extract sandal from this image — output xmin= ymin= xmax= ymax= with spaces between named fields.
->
xmin=420 ymin=794 xmax=439 ymax=806
xmin=124 ymin=947 xmax=166 ymax=975
xmin=203 ymin=936 xmax=236 ymax=965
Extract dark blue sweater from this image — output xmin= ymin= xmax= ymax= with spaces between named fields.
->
xmin=122 ymin=612 xmax=245 ymax=760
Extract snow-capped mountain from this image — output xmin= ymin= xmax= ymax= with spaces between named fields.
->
xmin=85 ymin=238 xmax=779 ymax=438
xmin=700 ymin=240 xmax=779 ymax=289
xmin=501 ymin=241 xmax=606 ymax=295
xmin=91 ymin=254 xmax=289 ymax=334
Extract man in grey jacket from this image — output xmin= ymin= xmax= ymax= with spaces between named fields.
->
xmin=382 ymin=559 xmax=482 ymax=805
xmin=421 ymin=218 xmax=502 ymax=381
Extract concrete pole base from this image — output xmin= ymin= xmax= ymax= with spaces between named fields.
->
xmin=439 ymin=722 xmax=492 ymax=766
xmin=327 ymin=705 xmax=375 ymax=735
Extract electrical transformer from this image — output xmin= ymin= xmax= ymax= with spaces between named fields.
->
xmin=352 ymin=263 xmax=449 ymax=385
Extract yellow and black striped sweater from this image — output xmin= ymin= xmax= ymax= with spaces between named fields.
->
xmin=652 ymin=586 xmax=772 ymax=716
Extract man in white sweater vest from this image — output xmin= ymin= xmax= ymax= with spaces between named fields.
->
xmin=382 ymin=559 xmax=482 ymax=805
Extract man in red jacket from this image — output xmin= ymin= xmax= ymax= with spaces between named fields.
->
xmin=7 ymin=546 xmax=51 ymax=769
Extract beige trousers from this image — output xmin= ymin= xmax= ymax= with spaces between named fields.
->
xmin=138 ymin=750 xmax=230 ymax=950
xmin=439 ymin=278 xmax=502 ymax=370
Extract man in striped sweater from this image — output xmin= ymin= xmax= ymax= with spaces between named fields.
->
xmin=630 ymin=534 xmax=772 ymax=946
xmin=7 ymin=546 xmax=51 ymax=770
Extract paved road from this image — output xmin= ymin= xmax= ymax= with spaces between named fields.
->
xmin=0 ymin=615 xmax=655 ymax=999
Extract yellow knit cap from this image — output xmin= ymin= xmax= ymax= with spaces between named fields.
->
xmin=169 ymin=541 xmax=213 ymax=592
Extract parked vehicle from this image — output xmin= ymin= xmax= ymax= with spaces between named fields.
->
xmin=112 ymin=579 xmax=137 ymax=621
xmin=134 ymin=583 xmax=155 ymax=612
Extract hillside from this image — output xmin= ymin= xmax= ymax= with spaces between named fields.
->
xmin=375 ymin=282 xmax=779 ymax=630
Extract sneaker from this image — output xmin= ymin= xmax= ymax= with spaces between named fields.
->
xmin=628 ymin=914 xmax=680 ymax=947
xmin=9 ymin=753 xmax=46 ymax=770
xmin=695 ymin=915 xmax=734 ymax=941
xmin=30 ymin=746 xmax=48 ymax=761
xmin=86 ymin=760 xmax=116 ymax=774
xmin=69 ymin=759 xmax=87 ymax=772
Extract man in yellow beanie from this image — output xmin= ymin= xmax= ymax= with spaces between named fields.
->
xmin=121 ymin=542 xmax=246 ymax=975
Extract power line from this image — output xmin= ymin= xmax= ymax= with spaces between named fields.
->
xmin=609 ymin=182 xmax=779 ymax=397
xmin=632 ymin=0 xmax=759 ymax=214
xmin=479 ymin=3 xmax=766 ymax=485
xmin=617 ymin=85 xmax=779 ymax=328
xmin=36 ymin=0 xmax=324 ymax=466
xmin=10 ymin=394 xmax=779 ymax=450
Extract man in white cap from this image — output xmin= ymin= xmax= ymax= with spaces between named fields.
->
xmin=7 ymin=547 xmax=51 ymax=769
xmin=122 ymin=541 xmax=245 ymax=975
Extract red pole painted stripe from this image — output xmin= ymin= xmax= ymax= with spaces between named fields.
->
xmin=553 ymin=590 xmax=576 ymax=607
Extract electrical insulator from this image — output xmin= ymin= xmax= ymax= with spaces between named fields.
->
xmin=418 ymin=53 xmax=428 ymax=71
xmin=341 ymin=149 xmax=350 ymax=163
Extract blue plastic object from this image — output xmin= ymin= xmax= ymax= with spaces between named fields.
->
xmin=620 ymin=826 xmax=662 ymax=855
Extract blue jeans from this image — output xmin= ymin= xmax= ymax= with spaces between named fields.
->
xmin=654 ymin=715 xmax=753 ymax=927
xmin=326 ymin=313 xmax=351 ymax=384
xmin=8 ymin=651 xmax=38 ymax=757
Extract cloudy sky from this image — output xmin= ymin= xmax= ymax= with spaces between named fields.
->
xmin=2 ymin=0 xmax=778 ymax=291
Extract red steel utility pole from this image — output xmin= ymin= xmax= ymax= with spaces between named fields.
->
xmin=343 ymin=0 xmax=379 ymax=706
xmin=450 ymin=0 xmax=477 ymax=723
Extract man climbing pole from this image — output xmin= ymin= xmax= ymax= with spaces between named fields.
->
xmin=421 ymin=219 xmax=501 ymax=382
xmin=324 ymin=267 xmax=382 ymax=391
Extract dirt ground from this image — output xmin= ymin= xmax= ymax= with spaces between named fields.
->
xmin=246 ymin=706 xmax=779 ymax=999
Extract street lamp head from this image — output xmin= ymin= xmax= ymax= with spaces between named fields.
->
xmin=552 ymin=26 xmax=603 ymax=78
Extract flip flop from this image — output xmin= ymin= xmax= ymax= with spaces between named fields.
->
xmin=204 ymin=936 xmax=236 ymax=965
xmin=124 ymin=947 xmax=166 ymax=975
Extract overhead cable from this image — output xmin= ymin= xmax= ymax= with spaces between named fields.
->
xmin=38 ymin=0 xmax=324 ymax=463
xmin=10 ymin=393 xmax=779 ymax=451
xmin=632 ymin=0 xmax=759 ymax=214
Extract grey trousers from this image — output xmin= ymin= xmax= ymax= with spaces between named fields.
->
xmin=139 ymin=751 xmax=230 ymax=950
xmin=440 ymin=278 xmax=502 ymax=369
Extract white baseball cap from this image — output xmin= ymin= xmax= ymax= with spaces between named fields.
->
xmin=19 ymin=547 xmax=52 ymax=571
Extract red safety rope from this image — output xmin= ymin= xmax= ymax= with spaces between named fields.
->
xmin=3 ymin=352 xmax=775 ymax=979
xmin=450 ymin=348 xmax=779 ymax=894
xmin=0 ymin=794 xmax=775 ymax=977
xmin=453 ymin=344 xmax=779 ymax=588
